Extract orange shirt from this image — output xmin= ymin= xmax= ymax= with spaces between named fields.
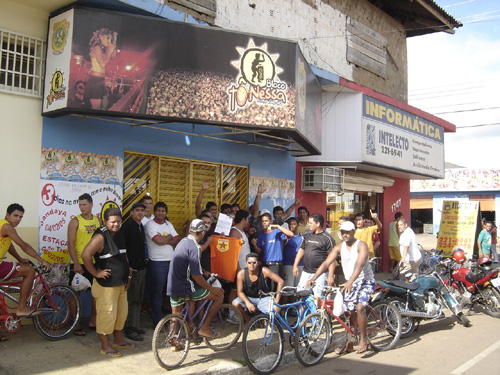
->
xmin=209 ymin=235 xmax=243 ymax=282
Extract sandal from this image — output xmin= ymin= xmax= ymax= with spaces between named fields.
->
xmin=335 ymin=345 xmax=354 ymax=355
xmin=198 ymin=329 xmax=220 ymax=340
xmin=73 ymin=329 xmax=87 ymax=336
xmin=100 ymin=349 xmax=122 ymax=358
xmin=0 ymin=335 xmax=8 ymax=342
xmin=112 ymin=342 xmax=135 ymax=349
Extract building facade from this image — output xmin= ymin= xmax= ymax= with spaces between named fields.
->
xmin=1 ymin=0 xmax=460 ymax=271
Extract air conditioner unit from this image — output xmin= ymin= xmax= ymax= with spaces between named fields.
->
xmin=301 ymin=167 xmax=344 ymax=192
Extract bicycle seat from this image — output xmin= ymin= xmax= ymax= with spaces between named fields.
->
xmin=386 ymin=280 xmax=420 ymax=290
xmin=295 ymin=289 xmax=312 ymax=298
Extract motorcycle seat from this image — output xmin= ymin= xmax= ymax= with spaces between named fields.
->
xmin=386 ymin=280 xmax=420 ymax=290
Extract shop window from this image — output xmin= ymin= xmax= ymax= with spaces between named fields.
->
xmin=123 ymin=152 xmax=248 ymax=234
xmin=0 ymin=28 xmax=45 ymax=97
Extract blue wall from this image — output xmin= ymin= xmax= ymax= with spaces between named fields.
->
xmin=41 ymin=116 xmax=297 ymax=211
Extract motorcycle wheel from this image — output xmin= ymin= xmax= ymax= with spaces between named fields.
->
xmin=449 ymin=285 xmax=471 ymax=307
xmin=387 ymin=297 xmax=416 ymax=338
xmin=482 ymin=286 xmax=500 ymax=318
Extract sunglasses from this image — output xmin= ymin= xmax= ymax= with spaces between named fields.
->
xmin=247 ymin=261 xmax=258 ymax=265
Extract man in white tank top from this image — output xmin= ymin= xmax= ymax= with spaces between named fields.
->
xmin=306 ymin=220 xmax=375 ymax=355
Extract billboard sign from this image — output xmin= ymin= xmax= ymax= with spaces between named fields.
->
xmin=361 ymin=95 xmax=445 ymax=178
xmin=43 ymin=7 xmax=322 ymax=154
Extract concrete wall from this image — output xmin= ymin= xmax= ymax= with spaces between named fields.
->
xmin=380 ymin=177 xmax=410 ymax=270
xmin=0 ymin=1 xmax=50 ymax=247
xmin=41 ymin=116 xmax=297 ymax=213
xmin=215 ymin=0 xmax=408 ymax=101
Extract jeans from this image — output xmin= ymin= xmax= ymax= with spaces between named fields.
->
xmin=492 ymin=244 xmax=498 ymax=263
xmin=126 ymin=268 xmax=146 ymax=329
xmin=149 ymin=260 xmax=170 ymax=325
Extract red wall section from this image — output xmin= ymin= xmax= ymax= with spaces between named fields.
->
xmin=295 ymin=162 xmax=327 ymax=225
xmin=380 ymin=177 xmax=410 ymax=271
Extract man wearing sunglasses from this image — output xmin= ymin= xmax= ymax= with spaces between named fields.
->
xmin=232 ymin=253 xmax=283 ymax=322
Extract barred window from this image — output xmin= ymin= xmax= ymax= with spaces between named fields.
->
xmin=0 ymin=29 xmax=46 ymax=97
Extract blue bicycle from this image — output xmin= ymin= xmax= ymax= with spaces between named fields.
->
xmin=242 ymin=286 xmax=330 ymax=375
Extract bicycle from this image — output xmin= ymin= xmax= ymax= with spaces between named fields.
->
xmin=152 ymin=275 xmax=244 ymax=370
xmin=242 ymin=286 xmax=329 ymax=375
xmin=318 ymin=286 xmax=402 ymax=352
xmin=0 ymin=261 xmax=81 ymax=340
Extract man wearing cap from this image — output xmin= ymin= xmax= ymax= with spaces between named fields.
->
xmin=120 ymin=202 xmax=147 ymax=341
xmin=306 ymin=220 xmax=375 ymax=355
xmin=167 ymin=219 xmax=224 ymax=339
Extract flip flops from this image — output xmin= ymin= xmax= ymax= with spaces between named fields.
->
xmin=73 ymin=329 xmax=87 ymax=336
xmin=112 ymin=342 xmax=135 ymax=349
xmin=0 ymin=335 xmax=8 ymax=342
xmin=100 ymin=350 xmax=122 ymax=358
xmin=335 ymin=345 xmax=354 ymax=355
xmin=198 ymin=330 xmax=220 ymax=340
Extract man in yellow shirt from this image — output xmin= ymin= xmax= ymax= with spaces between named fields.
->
xmin=67 ymin=193 xmax=101 ymax=335
xmin=353 ymin=210 xmax=382 ymax=260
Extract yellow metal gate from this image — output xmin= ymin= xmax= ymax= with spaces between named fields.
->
xmin=123 ymin=152 xmax=248 ymax=234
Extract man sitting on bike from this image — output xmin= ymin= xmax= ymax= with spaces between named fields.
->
xmin=0 ymin=203 xmax=51 ymax=318
xmin=167 ymin=219 xmax=224 ymax=339
xmin=306 ymin=220 xmax=375 ymax=355
xmin=232 ymin=252 xmax=284 ymax=322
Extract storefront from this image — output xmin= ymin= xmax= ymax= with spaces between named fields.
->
xmin=411 ymin=168 xmax=500 ymax=234
xmin=297 ymin=81 xmax=456 ymax=271
xmin=39 ymin=6 xmax=322 ymax=262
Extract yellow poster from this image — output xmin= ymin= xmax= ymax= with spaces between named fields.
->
xmin=437 ymin=200 xmax=480 ymax=257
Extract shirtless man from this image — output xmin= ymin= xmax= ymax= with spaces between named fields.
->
xmin=0 ymin=204 xmax=51 ymax=318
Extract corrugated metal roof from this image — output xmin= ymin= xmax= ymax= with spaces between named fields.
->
xmin=367 ymin=0 xmax=462 ymax=37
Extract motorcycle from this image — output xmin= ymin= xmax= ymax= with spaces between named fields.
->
xmin=443 ymin=249 xmax=500 ymax=319
xmin=374 ymin=270 xmax=471 ymax=338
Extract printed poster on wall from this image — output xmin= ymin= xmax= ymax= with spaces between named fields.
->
xmin=361 ymin=95 xmax=445 ymax=178
xmin=437 ymin=200 xmax=481 ymax=258
xmin=39 ymin=148 xmax=123 ymax=264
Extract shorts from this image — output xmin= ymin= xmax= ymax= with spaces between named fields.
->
xmin=170 ymin=288 xmax=210 ymax=307
xmin=91 ymin=280 xmax=128 ymax=335
xmin=283 ymin=265 xmax=302 ymax=287
xmin=0 ymin=261 xmax=19 ymax=281
xmin=298 ymin=270 xmax=327 ymax=298
xmin=344 ymin=279 xmax=376 ymax=311
xmin=232 ymin=296 xmax=273 ymax=314
xmin=389 ymin=246 xmax=401 ymax=261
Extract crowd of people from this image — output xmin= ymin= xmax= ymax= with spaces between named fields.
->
xmin=145 ymin=68 xmax=297 ymax=128
xmin=2 ymin=186 xmax=497 ymax=355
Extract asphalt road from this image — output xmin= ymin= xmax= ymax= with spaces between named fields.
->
xmin=1 ymin=304 xmax=499 ymax=375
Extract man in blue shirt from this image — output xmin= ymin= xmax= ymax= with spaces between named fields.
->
xmin=167 ymin=219 xmax=224 ymax=339
xmin=252 ymin=212 xmax=293 ymax=291
xmin=478 ymin=221 xmax=493 ymax=259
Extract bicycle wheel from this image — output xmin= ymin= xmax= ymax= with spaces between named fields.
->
xmin=152 ymin=314 xmax=190 ymax=370
xmin=205 ymin=303 xmax=243 ymax=350
xmin=294 ymin=312 xmax=331 ymax=367
xmin=242 ymin=314 xmax=284 ymax=375
xmin=33 ymin=284 xmax=81 ymax=340
xmin=366 ymin=301 xmax=402 ymax=351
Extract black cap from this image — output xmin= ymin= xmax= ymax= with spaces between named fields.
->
xmin=131 ymin=202 xmax=146 ymax=210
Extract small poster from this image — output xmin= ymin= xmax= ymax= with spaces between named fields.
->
xmin=437 ymin=200 xmax=481 ymax=258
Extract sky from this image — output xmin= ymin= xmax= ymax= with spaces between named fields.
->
xmin=407 ymin=0 xmax=500 ymax=169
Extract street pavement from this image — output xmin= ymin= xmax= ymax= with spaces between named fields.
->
xmin=2 ymin=266 xmax=499 ymax=375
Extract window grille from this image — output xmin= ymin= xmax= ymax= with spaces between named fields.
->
xmin=0 ymin=28 xmax=46 ymax=97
